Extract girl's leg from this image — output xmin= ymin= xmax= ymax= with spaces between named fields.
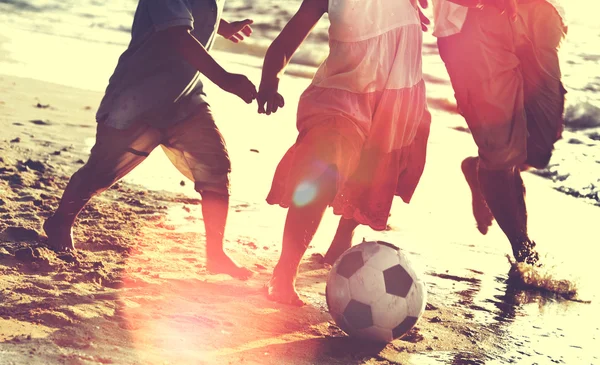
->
xmin=322 ymin=217 xmax=359 ymax=265
xmin=267 ymin=168 xmax=338 ymax=306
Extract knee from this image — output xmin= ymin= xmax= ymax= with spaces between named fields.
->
xmin=73 ymin=163 xmax=118 ymax=194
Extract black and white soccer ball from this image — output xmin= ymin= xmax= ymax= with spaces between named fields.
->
xmin=325 ymin=240 xmax=426 ymax=343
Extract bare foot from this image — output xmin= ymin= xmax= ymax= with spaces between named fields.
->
xmin=43 ymin=215 xmax=75 ymax=252
xmin=206 ymin=252 xmax=254 ymax=280
xmin=461 ymin=157 xmax=494 ymax=235
xmin=512 ymin=239 xmax=541 ymax=266
xmin=265 ymin=274 xmax=304 ymax=306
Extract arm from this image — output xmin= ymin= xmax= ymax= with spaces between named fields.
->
xmin=157 ymin=26 xmax=257 ymax=103
xmin=158 ymin=26 xmax=227 ymax=85
xmin=258 ymin=0 xmax=327 ymax=114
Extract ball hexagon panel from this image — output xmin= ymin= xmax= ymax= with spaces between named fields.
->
xmin=392 ymin=315 xmax=419 ymax=340
xmin=326 ymin=272 xmax=352 ymax=315
xmin=406 ymin=280 xmax=427 ymax=318
xmin=371 ymin=293 xmax=408 ymax=329
xmin=336 ymin=250 xmax=364 ymax=279
xmin=355 ymin=325 xmax=393 ymax=343
xmin=348 ymin=265 xmax=387 ymax=305
xmin=383 ymin=264 xmax=414 ymax=297
xmin=343 ymin=299 xmax=373 ymax=330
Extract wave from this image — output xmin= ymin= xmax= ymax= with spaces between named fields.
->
xmin=565 ymin=101 xmax=600 ymax=130
xmin=212 ymin=36 xmax=327 ymax=69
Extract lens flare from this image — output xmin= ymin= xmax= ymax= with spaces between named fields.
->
xmin=292 ymin=181 xmax=318 ymax=207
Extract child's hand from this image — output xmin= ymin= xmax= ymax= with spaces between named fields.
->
xmin=218 ymin=19 xmax=253 ymax=43
xmin=257 ymin=79 xmax=285 ymax=115
xmin=219 ymin=72 xmax=257 ymax=104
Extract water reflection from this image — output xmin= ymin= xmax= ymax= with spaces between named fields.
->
xmin=416 ymin=260 xmax=596 ymax=365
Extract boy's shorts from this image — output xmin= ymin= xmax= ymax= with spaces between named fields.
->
xmin=437 ymin=1 xmax=566 ymax=170
xmin=85 ymin=103 xmax=230 ymax=195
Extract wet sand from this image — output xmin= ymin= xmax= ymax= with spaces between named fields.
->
xmin=1 ymin=14 xmax=599 ymax=365
xmin=1 ymin=70 xmax=598 ymax=364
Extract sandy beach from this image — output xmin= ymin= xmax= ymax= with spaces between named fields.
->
xmin=1 ymin=3 xmax=600 ymax=364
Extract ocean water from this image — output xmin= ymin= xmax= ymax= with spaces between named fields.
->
xmin=0 ymin=1 xmax=599 ymax=364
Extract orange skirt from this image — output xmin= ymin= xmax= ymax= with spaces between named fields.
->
xmin=267 ymin=82 xmax=431 ymax=231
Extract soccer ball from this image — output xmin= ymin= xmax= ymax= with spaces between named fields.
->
xmin=325 ymin=240 xmax=427 ymax=343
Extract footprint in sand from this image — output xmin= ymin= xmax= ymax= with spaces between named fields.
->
xmin=31 ymin=310 xmax=74 ymax=328
xmin=3 ymin=226 xmax=40 ymax=241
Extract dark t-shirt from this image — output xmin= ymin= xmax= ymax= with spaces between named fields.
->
xmin=96 ymin=0 xmax=225 ymax=129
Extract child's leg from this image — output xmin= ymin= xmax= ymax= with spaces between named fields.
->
xmin=200 ymin=190 xmax=252 ymax=280
xmin=44 ymin=122 xmax=162 ymax=251
xmin=478 ymin=166 xmax=539 ymax=265
xmin=161 ymin=105 xmax=252 ymax=280
xmin=267 ymin=168 xmax=338 ymax=306
xmin=322 ymin=217 xmax=359 ymax=265
xmin=461 ymin=156 xmax=494 ymax=235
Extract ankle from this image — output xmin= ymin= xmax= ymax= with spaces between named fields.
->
xmin=273 ymin=263 xmax=298 ymax=281
xmin=511 ymin=238 xmax=539 ymax=264
xmin=46 ymin=213 xmax=75 ymax=228
xmin=206 ymin=248 xmax=226 ymax=259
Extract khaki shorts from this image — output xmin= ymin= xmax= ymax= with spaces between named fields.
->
xmin=438 ymin=0 xmax=567 ymax=170
xmin=83 ymin=104 xmax=230 ymax=195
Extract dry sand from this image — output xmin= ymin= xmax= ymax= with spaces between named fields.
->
xmin=0 ymin=67 xmax=597 ymax=364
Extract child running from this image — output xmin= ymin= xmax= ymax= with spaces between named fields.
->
xmin=432 ymin=0 xmax=567 ymax=265
xmin=44 ymin=0 xmax=257 ymax=280
xmin=257 ymin=0 xmax=432 ymax=305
